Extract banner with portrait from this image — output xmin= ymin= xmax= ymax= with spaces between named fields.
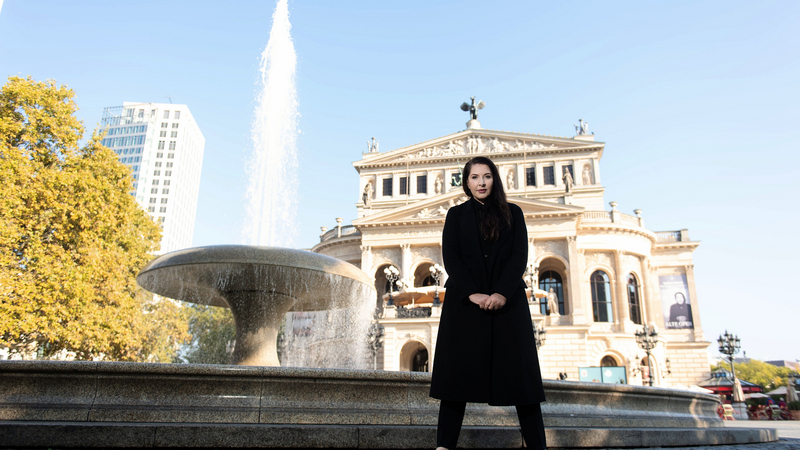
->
xmin=659 ymin=274 xmax=694 ymax=329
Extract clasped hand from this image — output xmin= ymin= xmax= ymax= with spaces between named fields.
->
xmin=469 ymin=293 xmax=507 ymax=311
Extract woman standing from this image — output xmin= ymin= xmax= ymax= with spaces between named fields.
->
xmin=430 ymin=156 xmax=546 ymax=450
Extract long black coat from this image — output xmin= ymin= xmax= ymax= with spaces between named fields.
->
xmin=430 ymin=199 xmax=545 ymax=406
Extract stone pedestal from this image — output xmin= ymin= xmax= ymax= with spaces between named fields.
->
xmin=466 ymin=119 xmax=481 ymax=129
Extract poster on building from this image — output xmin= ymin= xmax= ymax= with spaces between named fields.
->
xmin=659 ymin=274 xmax=694 ymax=329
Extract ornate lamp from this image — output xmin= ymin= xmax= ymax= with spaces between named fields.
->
xmin=383 ymin=265 xmax=399 ymax=306
xmin=635 ymin=324 xmax=659 ymax=386
xmin=430 ymin=264 xmax=444 ymax=305
xmin=718 ymin=330 xmax=741 ymax=380
xmin=366 ymin=320 xmax=385 ymax=370
xmin=533 ymin=322 xmax=547 ymax=350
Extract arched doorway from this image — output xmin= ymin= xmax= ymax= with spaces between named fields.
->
xmin=399 ymin=341 xmax=429 ymax=372
xmin=600 ymin=355 xmax=618 ymax=367
xmin=537 ymin=257 xmax=567 ymax=315
xmin=413 ymin=262 xmax=436 ymax=287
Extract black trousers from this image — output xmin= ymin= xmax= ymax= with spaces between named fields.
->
xmin=436 ymin=400 xmax=546 ymax=450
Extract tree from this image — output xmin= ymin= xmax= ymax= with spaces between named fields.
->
xmin=177 ymin=304 xmax=236 ymax=364
xmin=0 ymin=76 xmax=189 ymax=361
xmin=713 ymin=358 xmax=798 ymax=392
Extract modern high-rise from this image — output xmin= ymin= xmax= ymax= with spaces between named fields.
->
xmin=100 ymin=102 xmax=205 ymax=254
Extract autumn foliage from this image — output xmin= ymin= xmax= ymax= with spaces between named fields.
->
xmin=0 ymin=76 xmax=189 ymax=361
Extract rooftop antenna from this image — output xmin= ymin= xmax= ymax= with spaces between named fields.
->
xmin=166 ymin=96 xmax=173 ymax=104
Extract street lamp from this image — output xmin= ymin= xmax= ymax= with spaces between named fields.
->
xmin=635 ymin=324 xmax=659 ymax=386
xmin=366 ymin=319 xmax=385 ymax=370
xmin=533 ymin=321 xmax=547 ymax=350
xmin=430 ymin=264 xmax=444 ymax=305
xmin=718 ymin=330 xmax=741 ymax=379
xmin=384 ymin=265 xmax=399 ymax=306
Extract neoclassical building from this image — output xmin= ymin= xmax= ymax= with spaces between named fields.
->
xmin=311 ymin=118 xmax=710 ymax=388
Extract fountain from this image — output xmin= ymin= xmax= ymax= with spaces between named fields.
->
xmin=137 ymin=245 xmax=375 ymax=366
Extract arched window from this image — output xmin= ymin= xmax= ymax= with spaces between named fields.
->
xmin=538 ymin=270 xmax=564 ymax=315
xmin=412 ymin=349 xmax=429 ymax=372
xmin=627 ymin=273 xmax=643 ymax=325
xmin=600 ymin=356 xmax=618 ymax=367
xmin=591 ymin=270 xmax=613 ymax=322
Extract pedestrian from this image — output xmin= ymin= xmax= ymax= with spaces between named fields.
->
xmin=430 ymin=156 xmax=547 ymax=450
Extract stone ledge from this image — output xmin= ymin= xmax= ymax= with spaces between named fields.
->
xmin=0 ymin=422 xmax=778 ymax=449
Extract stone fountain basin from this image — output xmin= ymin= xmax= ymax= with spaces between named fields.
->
xmin=137 ymin=245 xmax=373 ymax=311
xmin=136 ymin=245 xmax=376 ymax=366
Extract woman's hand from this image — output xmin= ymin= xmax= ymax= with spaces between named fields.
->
xmin=468 ymin=293 xmax=490 ymax=308
xmin=483 ymin=293 xmax=507 ymax=311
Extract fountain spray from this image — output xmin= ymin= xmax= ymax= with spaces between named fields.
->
xmin=244 ymin=0 xmax=299 ymax=247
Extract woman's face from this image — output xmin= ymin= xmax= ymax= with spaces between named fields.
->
xmin=675 ymin=293 xmax=686 ymax=304
xmin=467 ymin=163 xmax=493 ymax=202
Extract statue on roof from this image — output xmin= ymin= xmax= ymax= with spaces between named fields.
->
xmin=574 ymin=119 xmax=590 ymax=136
xmin=460 ymin=96 xmax=485 ymax=121
xmin=366 ymin=137 xmax=379 ymax=153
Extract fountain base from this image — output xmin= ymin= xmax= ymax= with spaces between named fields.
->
xmin=0 ymin=361 xmax=778 ymax=448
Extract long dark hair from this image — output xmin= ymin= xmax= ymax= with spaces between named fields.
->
xmin=462 ymin=156 xmax=511 ymax=242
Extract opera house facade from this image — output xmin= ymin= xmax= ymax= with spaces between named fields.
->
xmin=311 ymin=120 xmax=709 ymax=388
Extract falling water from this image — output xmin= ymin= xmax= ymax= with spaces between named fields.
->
xmin=244 ymin=0 xmax=299 ymax=247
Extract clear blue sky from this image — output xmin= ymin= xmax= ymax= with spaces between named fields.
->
xmin=1 ymin=1 xmax=798 ymax=363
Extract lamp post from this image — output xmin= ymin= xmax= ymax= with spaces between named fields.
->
xmin=533 ymin=322 xmax=547 ymax=350
xmin=366 ymin=319 xmax=385 ymax=370
xmin=430 ymin=264 xmax=443 ymax=305
xmin=717 ymin=330 xmax=741 ymax=381
xmin=384 ymin=265 xmax=399 ymax=306
xmin=635 ymin=324 xmax=659 ymax=386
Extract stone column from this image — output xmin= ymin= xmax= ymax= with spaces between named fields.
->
xmin=361 ymin=245 xmax=373 ymax=280
xmin=684 ymin=264 xmax=704 ymax=340
xmin=592 ymin=158 xmax=601 ymax=185
xmin=400 ymin=243 xmax=412 ymax=282
xmin=566 ymin=236 xmax=581 ymax=323
xmin=614 ymin=250 xmax=631 ymax=326
xmin=640 ymin=256 xmax=657 ymax=327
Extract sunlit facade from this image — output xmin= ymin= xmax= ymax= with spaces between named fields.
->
xmin=312 ymin=121 xmax=710 ymax=388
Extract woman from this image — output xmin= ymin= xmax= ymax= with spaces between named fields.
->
xmin=430 ymin=156 xmax=546 ymax=450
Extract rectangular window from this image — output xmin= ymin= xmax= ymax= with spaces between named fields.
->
xmin=168 ymin=141 xmax=176 ymax=150
xmin=416 ymin=175 xmax=427 ymax=194
xmin=153 ymin=170 xmax=161 ymax=176
xmin=160 ymin=131 xmax=167 ymax=137
xmin=399 ymin=177 xmax=408 ymax=195
xmin=543 ymin=166 xmax=555 ymax=185
xmin=165 ymin=170 xmax=172 ymax=177
xmin=167 ymin=153 xmax=174 ymax=159
xmin=163 ymin=110 xmax=170 ymax=119
xmin=147 ymin=206 xmax=155 ymax=212
xmin=156 ymin=153 xmax=163 ymax=158
xmin=172 ymin=123 xmax=179 ymax=128
xmin=382 ymin=178 xmax=393 ymax=196
xmin=166 ymin=162 xmax=173 ymax=168
xmin=161 ymin=122 xmax=168 ymax=128
xmin=451 ymin=172 xmax=462 ymax=187
xmin=149 ymin=198 xmax=157 ymax=204
xmin=138 ymin=109 xmax=144 ymax=118
xmin=170 ymin=131 xmax=178 ymax=138
xmin=526 ymin=167 xmax=536 ymax=186
xmin=163 ymin=180 xmax=170 ymax=186
xmin=161 ymin=198 xmax=168 ymax=204
xmin=174 ymin=111 xmax=180 ymax=119
xmin=152 ymin=180 xmax=159 ymax=185
xmin=159 ymin=207 xmax=167 ymax=213
xmin=158 ymin=141 xmax=165 ymax=150
xmin=162 ymin=188 xmax=169 ymax=195
xmin=155 ymin=162 xmax=162 ymax=167
xmin=151 ymin=188 xmax=158 ymax=194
